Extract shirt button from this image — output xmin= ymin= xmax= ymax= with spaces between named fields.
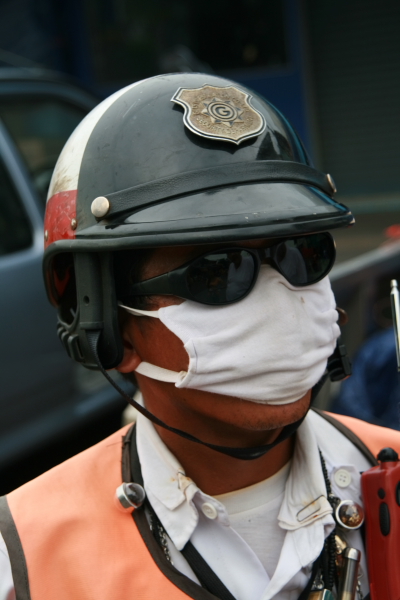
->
xmin=201 ymin=502 xmax=218 ymax=519
xmin=334 ymin=468 xmax=352 ymax=488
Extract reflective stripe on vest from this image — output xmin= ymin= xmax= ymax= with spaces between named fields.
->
xmin=1 ymin=415 xmax=400 ymax=600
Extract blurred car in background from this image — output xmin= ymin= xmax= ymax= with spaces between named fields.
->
xmin=0 ymin=68 xmax=129 ymax=490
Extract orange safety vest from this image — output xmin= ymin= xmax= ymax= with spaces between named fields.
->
xmin=1 ymin=411 xmax=400 ymax=600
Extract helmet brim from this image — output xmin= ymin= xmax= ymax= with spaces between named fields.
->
xmin=76 ymin=181 xmax=353 ymax=245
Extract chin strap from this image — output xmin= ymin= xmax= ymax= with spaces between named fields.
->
xmin=85 ymin=329 xmax=309 ymax=460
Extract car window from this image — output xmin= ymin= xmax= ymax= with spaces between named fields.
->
xmin=0 ymin=99 xmax=87 ymax=205
xmin=0 ymin=157 xmax=32 ymax=257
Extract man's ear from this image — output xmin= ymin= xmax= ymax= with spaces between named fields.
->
xmin=115 ymin=331 xmax=142 ymax=373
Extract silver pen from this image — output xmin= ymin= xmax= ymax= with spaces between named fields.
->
xmin=390 ymin=280 xmax=400 ymax=371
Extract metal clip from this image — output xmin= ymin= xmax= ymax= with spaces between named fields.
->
xmin=327 ymin=336 xmax=352 ymax=381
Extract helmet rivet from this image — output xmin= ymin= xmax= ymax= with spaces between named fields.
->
xmin=70 ymin=218 xmax=77 ymax=230
xmin=327 ymin=173 xmax=337 ymax=195
xmin=44 ymin=230 xmax=48 ymax=241
xmin=91 ymin=196 xmax=110 ymax=218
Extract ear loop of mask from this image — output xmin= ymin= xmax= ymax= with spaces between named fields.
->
xmin=119 ymin=303 xmax=188 ymax=383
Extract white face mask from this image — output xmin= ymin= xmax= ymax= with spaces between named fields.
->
xmin=120 ymin=266 xmax=340 ymax=405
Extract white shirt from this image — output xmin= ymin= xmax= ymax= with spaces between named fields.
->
xmin=216 ymin=461 xmax=291 ymax=578
xmin=136 ymin=409 xmax=371 ymax=600
xmin=0 ymin=535 xmax=14 ymax=600
xmin=0 ymin=410 xmax=371 ymax=600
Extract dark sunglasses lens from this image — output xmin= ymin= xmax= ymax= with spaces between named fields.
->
xmin=186 ymin=250 xmax=256 ymax=304
xmin=274 ymin=234 xmax=334 ymax=286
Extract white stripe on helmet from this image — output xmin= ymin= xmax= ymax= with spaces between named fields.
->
xmin=47 ymin=80 xmax=147 ymax=201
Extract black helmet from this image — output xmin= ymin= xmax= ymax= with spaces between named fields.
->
xmin=43 ymin=72 xmax=354 ymax=371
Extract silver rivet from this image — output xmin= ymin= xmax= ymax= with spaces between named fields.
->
xmin=327 ymin=173 xmax=337 ymax=195
xmin=71 ymin=218 xmax=77 ymax=230
xmin=115 ymin=482 xmax=145 ymax=513
xmin=44 ymin=230 xmax=48 ymax=241
xmin=91 ymin=196 xmax=110 ymax=218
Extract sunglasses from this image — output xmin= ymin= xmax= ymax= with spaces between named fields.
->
xmin=123 ymin=233 xmax=336 ymax=306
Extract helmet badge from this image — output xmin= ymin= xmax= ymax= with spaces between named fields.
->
xmin=172 ymin=84 xmax=266 ymax=145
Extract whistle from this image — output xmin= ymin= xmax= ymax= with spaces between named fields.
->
xmin=337 ymin=547 xmax=361 ymax=600
xmin=308 ymin=590 xmax=334 ymax=599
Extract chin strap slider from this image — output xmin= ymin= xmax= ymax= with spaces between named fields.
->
xmin=327 ymin=337 xmax=352 ymax=382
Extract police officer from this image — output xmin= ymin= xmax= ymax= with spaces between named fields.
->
xmin=1 ymin=73 xmax=398 ymax=600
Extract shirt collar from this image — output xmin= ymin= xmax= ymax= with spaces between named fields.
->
xmin=136 ymin=412 xmax=229 ymax=549
xmin=136 ymin=411 xmax=187 ymax=510
xmin=136 ymin=410 xmax=334 ymax=551
xmin=278 ymin=415 xmax=333 ymax=530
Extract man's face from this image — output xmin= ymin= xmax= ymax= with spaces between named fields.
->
xmin=116 ymin=239 xmax=313 ymax=443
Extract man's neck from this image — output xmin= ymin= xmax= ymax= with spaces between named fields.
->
xmin=138 ymin=379 xmax=310 ymax=496
xmin=152 ymin=422 xmax=295 ymax=496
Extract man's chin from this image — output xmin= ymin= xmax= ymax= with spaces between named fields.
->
xmin=229 ymin=390 xmax=312 ymax=432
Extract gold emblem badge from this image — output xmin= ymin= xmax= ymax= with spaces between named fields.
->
xmin=171 ymin=85 xmax=266 ymax=145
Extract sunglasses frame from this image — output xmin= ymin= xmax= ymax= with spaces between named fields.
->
xmin=122 ymin=232 xmax=336 ymax=306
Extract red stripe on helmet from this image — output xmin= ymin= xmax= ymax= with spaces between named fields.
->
xmin=44 ymin=190 xmax=78 ymax=249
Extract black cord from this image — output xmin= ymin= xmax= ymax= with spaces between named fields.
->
xmin=319 ymin=450 xmax=338 ymax=592
xmin=85 ymin=329 xmax=305 ymax=460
